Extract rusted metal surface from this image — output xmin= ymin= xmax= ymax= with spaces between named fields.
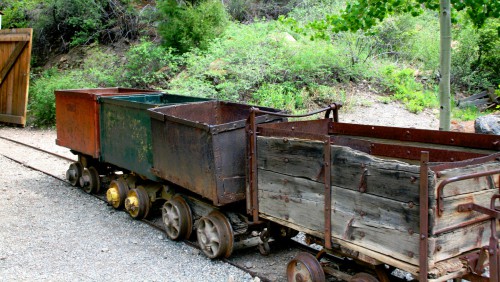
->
xmin=432 ymin=152 xmax=500 ymax=172
xmin=150 ymin=101 xmax=283 ymax=206
xmin=329 ymin=123 xmax=500 ymax=151
xmin=99 ymin=93 xmax=209 ymax=180
xmin=436 ymin=168 xmax=500 ymax=217
xmin=323 ymin=136 xmax=332 ymax=250
xmin=286 ymin=252 xmax=325 ymax=282
xmin=330 ymin=135 xmax=491 ymax=162
xmin=419 ymin=152 xmax=430 ymax=282
xmin=55 ymin=87 xmax=159 ymax=158
xmin=488 ymin=195 xmax=500 ymax=282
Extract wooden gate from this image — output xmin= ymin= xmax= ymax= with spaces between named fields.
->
xmin=0 ymin=28 xmax=33 ymax=126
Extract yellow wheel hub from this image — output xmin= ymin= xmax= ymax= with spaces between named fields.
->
xmin=125 ymin=193 xmax=140 ymax=217
xmin=106 ymin=185 xmax=120 ymax=208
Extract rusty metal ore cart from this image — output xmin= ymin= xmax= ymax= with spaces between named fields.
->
xmin=99 ymin=93 xmax=211 ymax=181
xmin=149 ymin=101 xmax=284 ymax=206
xmin=55 ymin=87 xmax=159 ymax=160
xmin=247 ymin=106 xmax=500 ymax=281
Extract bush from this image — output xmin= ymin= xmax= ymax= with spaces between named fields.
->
xmin=452 ymin=17 xmax=500 ymax=91
xmin=29 ymin=69 xmax=96 ymax=127
xmin=123 ymin=40 xmax=181 ymax=88
xmin=158 ymin=0 xmax=229 ymax=53
xmin=381 ymin=65 xmax=438 ymax=113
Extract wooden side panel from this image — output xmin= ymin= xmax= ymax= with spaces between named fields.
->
xmin=257 ymin=136 xmax=499 ymax=270
xmin=257 ymin=137 xmax=425 ymax=203
xmin=0 ymin=28 xmax=32 ymax=127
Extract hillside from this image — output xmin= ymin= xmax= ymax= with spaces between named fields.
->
xmin=0 ymin=0 xmax=498 ymax=127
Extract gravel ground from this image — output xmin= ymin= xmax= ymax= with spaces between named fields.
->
xmin=0 ymin=97 xmax=442 ymax=281
xmin=0 ymin=145 xmax=250 ymax=281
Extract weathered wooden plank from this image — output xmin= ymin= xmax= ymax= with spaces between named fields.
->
xmin=433 ymin=220 xmax=499 ymax=263
xmin=0 ymin=34 xmax=30 ymax=42
xmin=0 ymin=113 xmax=24 ymax=124
xmin=432 ymin=189 xmax=498 ymax=232
xmin=257 ymin=136 xmax=428 ymax=203
xmin=258 ymin=169 xmax=420 ymax=232
xmin=258 ymin=171 xmax=422 ymax=265
xmin=258 ymin=169 xmax=500 ymax=268
xmin=434 ymin=162 xmax=499 ymax=198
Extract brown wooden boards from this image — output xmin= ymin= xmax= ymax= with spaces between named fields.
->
xmin=257 ymin=136 xmax=499 ymax=273
xmin=0 ymin=28 xmax=32 ymax=126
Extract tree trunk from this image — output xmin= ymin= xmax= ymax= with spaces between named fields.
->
xmin=439 ymin=0 xmax=452 ymax=131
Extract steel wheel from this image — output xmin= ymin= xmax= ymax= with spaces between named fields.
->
xmin=196 ymin=211 xmax=234 ymax=259
xmin=349 ymin=273 xmax=379 ymax=282
xmin=106 ymin=179 xmax=129 ymax=209
xmin=162 ymin=195 xmax=193 ymax=240
xmin=80 ymin=167 xmax=100 ymax=194
xmin=124 ymin=187 xmax=150 ymax=219
xmin=287 ymin=252 xmax=325 ymax=282
xmin=66 ymin=162 xmax=83 ymax=186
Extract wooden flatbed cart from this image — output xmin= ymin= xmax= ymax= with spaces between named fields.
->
xmin=247 ymin=105 xmax=500 ymax=281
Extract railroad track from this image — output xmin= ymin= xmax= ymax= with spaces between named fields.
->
xmin=0 ymin=135 xmax=326 ymax=282
xmin=0 ymin=134 xmax=419 ymax=282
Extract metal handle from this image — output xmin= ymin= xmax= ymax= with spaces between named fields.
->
xmin=250 ymin=103 xmax=342 ymax=122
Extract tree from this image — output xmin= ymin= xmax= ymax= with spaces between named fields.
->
xmin=302 ymin=0 xmax=499 ymax=130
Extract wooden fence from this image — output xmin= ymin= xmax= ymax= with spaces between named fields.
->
xmin=0 ymin=28 xmax=33 ymax=126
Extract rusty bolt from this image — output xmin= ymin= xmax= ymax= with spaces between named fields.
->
xmin=350 ymin=235 xmax=356 ymax=240
xmin=436 ymin=245 xmax=442 ymax=252
xmin=408 ymin=251 xmax=414 ymax=258
xmin=291 ymin=126 xmax=295 ymax=131
xmin=420 ymin=234 xmax=426 ymax=240
xmin=408 ymin=201 xmax=414 ymax=208
xmin=284 ymin=158 xmax=289 ymax=163
xmin=450 ymin=138 xmax=455 ymax=144
xmin=410 ymin=176 xmax=417 ymax=183
xmin=359 ymin=232 xmax=365 ymax=238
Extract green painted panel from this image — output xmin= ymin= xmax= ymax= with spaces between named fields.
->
xmin=100 ymin=93 xmax=211 ymax=180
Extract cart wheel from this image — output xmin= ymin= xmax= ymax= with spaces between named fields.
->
xmin=287 ymin=252 xmax=325 ymax=282
xmin=66 ymin=162 xmax=83 ymax=186
xmin=80 ymin=167 xmax=100 ymax=194
xmin=106 ymin=179 xmax=129 ymax=209
xmin=162 ymin=195 xmax=193 ymax=240
xmin=349 ymin=272 xmax=379 ymax=282
xmin=124 ymin=187 xmax=150 ymax=219
xmin=196 ymin=210 xmax=234 ymax=259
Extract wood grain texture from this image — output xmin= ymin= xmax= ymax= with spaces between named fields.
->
xmin=257 ymin=136 xmax=500 ymax=272
xmin=0 ymin=28 xmax=32 ymax=127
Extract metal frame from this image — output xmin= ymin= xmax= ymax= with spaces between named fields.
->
xmin=246 ymin=105 xmax=499 ymax=281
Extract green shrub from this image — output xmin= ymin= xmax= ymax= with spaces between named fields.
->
xmin=381 ymin=65 xmax=438 ymax=113
xmin=158 ymin=0 xmax=229 ymax=53
xmin=250 ymin=82 xmax=303 ymax=112
xmin=29 ymin=69 xmax=96 ymax=127
xmin=123 ymin=40 xmax=181 ymax=88
xmin=80 ymin=48 xmax=121 ymax=87
xmin=452 ymin=17 xmax=499 ymax=91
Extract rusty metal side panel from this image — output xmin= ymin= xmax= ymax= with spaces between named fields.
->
xmin=55 ymin=88 xmax=159 ymax=158
xmin=212 ymin=129 xmax=247 ymax=205
xmin=151 ymin=117 xmax=218 ymax=203
xmin=329 ymin=122 xmax=500 ymax=151
xmin=55 ymin=91 xmax=101 ymax=158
